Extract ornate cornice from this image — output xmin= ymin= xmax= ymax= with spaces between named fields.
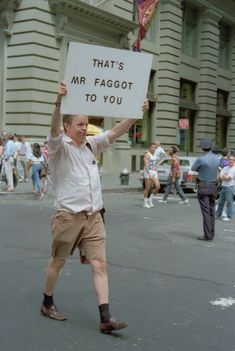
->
xmin=48 ymin=0 xmax=138 ymax=39
xmin=0 ymin=0 xmax=22 ymax=36
xmin=193 ymin=0 xmax=235 ymax=24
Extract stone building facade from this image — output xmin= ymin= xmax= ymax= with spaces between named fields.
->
xmin=0 ymin=0 xmax=235 ymax=173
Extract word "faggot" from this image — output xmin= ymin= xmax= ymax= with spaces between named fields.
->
xmin=94 ymin=78 xmax=133 ymax=90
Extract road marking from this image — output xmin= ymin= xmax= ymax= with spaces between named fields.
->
xmin=210 ymin=297 xmax=235 ymax=308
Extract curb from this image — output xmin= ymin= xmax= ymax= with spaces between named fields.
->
xmin=0 ymin=187 xmax=142 ymax=200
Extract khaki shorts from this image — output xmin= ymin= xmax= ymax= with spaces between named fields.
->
xmin=50 ymin=211 xmax=106 ymax=264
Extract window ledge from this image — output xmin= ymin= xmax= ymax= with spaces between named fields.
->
xmin=48 ymin=0 xmax=138 ymax=35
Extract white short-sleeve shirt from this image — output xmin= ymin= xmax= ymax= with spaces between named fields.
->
xmin=48 ymin=132 xmax=110 ymax=214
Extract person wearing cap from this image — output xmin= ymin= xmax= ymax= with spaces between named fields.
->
xmin=191 ymin=139 xmax=220 ymax=241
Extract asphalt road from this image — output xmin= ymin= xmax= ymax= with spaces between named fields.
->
xmin=0 ymin=193 xmax=235 ymax=351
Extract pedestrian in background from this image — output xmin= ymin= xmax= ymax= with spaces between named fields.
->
xmin=216 ymin=147 xmax=230 ymax=218
xmin=2 ymin=131 xmax=16 ymax=192
xmin=143 ymin=142 xmax=160 ymax=208
xmin=0 ymin=136 xmax=3 ymax=175
xmin=219 ymin=148 xmax=229 ymax=169
xmin=158 ymin=146 xmax=188 ymax=204
xmin=40 ymin=81 xmax=149 ymax=334
xmin=27 ymin=143 xmax=45 ymax=200
xmin=191 ymin=139 xmax=220 ymax=241
xmin=215 ymin=154 xmax=235 ymax=222
xmin=16 ymin=135 xmax=32 ymax=182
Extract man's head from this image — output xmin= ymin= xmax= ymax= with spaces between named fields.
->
xmin=200 ymin=139 xmax=213 ymax=152
xmin=149 ymin=142 xmax=157 ymax=154
xmin=228 ymin=154 xmax=235 ymax=167
xmin=154 ymin=140 xmax=160 ymax=148
xmin=221 ymin=148 xmax=229 ymax=157
xmin=168 ymin=146 xmax=178 ymax=156
xmin=63 ymin=114 xmax=89 ymax=144
xmin=1 ymin=131 xmax=8 ymax=141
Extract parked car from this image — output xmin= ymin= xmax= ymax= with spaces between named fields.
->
xmin=140 ymin=156 xmax=198 ymax=193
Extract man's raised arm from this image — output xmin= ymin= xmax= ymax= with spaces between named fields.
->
xmin=107 ymin=100 xmax=149 ymax=144
xmin=51 ymin=81 xmax=67 ymax=138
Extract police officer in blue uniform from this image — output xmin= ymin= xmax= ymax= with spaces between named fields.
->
xmin=191 ymin=139 xmax=220 ymax=241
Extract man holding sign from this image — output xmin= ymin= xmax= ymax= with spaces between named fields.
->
xmin=40 ymin=81 xmax=149 ymax=334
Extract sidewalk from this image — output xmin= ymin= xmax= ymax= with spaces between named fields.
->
xmin=0 ymin=172 xmax=142 ymax=200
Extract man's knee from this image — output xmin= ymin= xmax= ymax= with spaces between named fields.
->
xmin=90 ymin=259 xmax=107 ymax=275
xmin=49 ymin=257 xmax=66 ymax=272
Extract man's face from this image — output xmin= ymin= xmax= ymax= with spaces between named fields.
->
xmin=2 ymin=132 xmax=8 ymax=141
xmin=65 ymin=115 xmax=89 ymax=143
xmin=228 ymin=156 xmax=235 ymax=167
xmin=155 ymin=142 xmax=160 ymax=149
xmin=167 ymin=147 xmax=173 ymax=156
xmin=149 ymin=144 xmax=157 ymax=153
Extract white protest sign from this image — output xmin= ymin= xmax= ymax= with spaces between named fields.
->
xmin=61 ymin=42 xmax=153 ymax=119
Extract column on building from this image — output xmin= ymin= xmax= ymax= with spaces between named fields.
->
xmin=5 ymin=0 xmax=60 ymax=140
xmin=196 ymin=9 xmax=221 ymax=152
xmin=229 ymin=28 xmax=235 ymax=150
xmin=155 ymin=0 xmax=182 ymax=147
xmin=0 ymin=0 xmax=22 ymax=131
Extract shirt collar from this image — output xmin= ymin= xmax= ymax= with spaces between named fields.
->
xmin=63 ymin=132 xmax=87 ymax=149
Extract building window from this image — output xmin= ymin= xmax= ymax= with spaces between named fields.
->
xmin=217 ymin=90 xmax=228 ymax=109
xmin=216 ymin=116 xmax=228 ymax=149
xmin=180 ymin=80 xmax=196 ymax=101
xmin=218 ymin=24 xmax=231 ymax=70
xmin=182 ymin=2 xmax=198 ymax=57
xmin=129 ymin=110 xmax=151 ymax=147
xmin=178 ymin=109 xmax=195 ymax=153
xmin=179 ymin=79 xmax=197 ymax=153
xmin=216 ymin=90 xmax=229 ymax=149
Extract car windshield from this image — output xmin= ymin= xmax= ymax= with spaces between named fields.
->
xmin=180 ymin=160 xmax=190 ymax=166
xmin=160 ymin=159 xmax=171 ymax=166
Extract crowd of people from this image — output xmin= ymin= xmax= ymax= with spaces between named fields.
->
xmin=142 ymin=142 xmax=189 ymax=208
xmin=0 ymin=131 xmax=48 ymax=199
xmin=142 ymin=140 xmax=235 ymax=240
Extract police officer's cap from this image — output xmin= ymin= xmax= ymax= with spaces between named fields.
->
xmin=200 ymin=139 xmax=213 ymax=149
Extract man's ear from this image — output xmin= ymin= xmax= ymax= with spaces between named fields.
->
xmin=63 ymin=123 xmax=69 ymax=132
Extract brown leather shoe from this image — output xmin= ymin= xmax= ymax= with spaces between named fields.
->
xmin=40 ymin=304 xmax=67 ymax=321
xmin=100 ymin=317 xmax=128 ymax=334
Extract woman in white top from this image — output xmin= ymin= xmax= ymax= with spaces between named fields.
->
xmin=27 ymin=143 xmax=45 ymax=199
xmin=143 ymin=143 xmax=160 ymax=208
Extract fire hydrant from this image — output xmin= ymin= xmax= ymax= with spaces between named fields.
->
xmin=120 ymin=168 xmax=129 ymax=185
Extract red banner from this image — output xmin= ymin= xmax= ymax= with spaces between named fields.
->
xmin=133 ymin=0 xmax=159 ymax=51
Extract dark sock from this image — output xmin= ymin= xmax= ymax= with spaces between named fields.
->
xmin=43 ymin=293 xmax=54 ymax=307
xmin=99 ymin=303 xmax=111 ymax=323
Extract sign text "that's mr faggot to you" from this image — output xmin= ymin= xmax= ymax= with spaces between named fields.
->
xmin=61 ymin=41 xmax=153 ymax=118
xmin=70 ymin=58 xmax=134 ymax=106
